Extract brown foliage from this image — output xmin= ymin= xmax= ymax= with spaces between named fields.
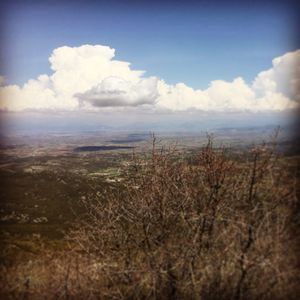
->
xmin=1 ymin=134 xmax=299 ymax=299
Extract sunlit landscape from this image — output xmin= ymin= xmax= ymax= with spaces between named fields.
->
xmin=0 ymin=0 xmax=299 ymax=299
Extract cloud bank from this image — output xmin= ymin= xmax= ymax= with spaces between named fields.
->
xmin=0 ymin=45 xmax=299 ymax=112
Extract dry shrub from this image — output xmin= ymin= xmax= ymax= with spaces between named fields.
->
xmin=1 ymin=134 xmax=299 ymax=299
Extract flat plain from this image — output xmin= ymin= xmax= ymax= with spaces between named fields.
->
xmin=0 ymin=127 xmax=299 ymax=299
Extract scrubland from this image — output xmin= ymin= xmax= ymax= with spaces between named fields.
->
xmin=0 ymin=134 xmax=299 ymax=299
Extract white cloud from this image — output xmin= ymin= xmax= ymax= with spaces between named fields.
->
xmin=253 ymin=49 xmax=300 ymax=103
xmin=156 ymin=75 xmax=297 ymax=112
xmin=76 ymin=76 xmax=159 ymax=108
xmin=48 ymin=45 xmax=144 ymax=96
xmin=0 ymin=75 xmax=77 ymax=112
xmin=0 ymin=45 xmax=299 ymax=112
xmin=156 ymin=77 xmax=257 ymax=112
xmin=0 ymin=44 xmax=152 ymax=112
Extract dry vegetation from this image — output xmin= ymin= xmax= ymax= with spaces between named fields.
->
xmin=0 ymin=134 xmax=299 ymax=299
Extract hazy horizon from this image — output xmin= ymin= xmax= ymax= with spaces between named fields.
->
xmin=0 ymin=0 xmax=299 ymax=133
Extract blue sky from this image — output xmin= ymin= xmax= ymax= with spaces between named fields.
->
xmin=0 ymin=0 xmax=299 ymax=132
xmin=1 ymin=0 xmax=299 ymax=89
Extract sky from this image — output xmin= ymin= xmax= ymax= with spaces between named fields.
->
xmin=0 ymin=0 xmax=299 ymax=132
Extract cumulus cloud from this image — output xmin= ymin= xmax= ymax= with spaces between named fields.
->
xmin=253 ymin=49 xmax=300 ymax=103
xmin=76 ymin=76 xmax=159 ymax=108
xmin=156 ymin=77 xmax=257 ymax=111
xmin=0 ymin=44 xmax=299 ymax=112
xmin=157 ymin=74 xmax=297 ymax=112
xmin=0 ymin=45 xmax=154 ymax=112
